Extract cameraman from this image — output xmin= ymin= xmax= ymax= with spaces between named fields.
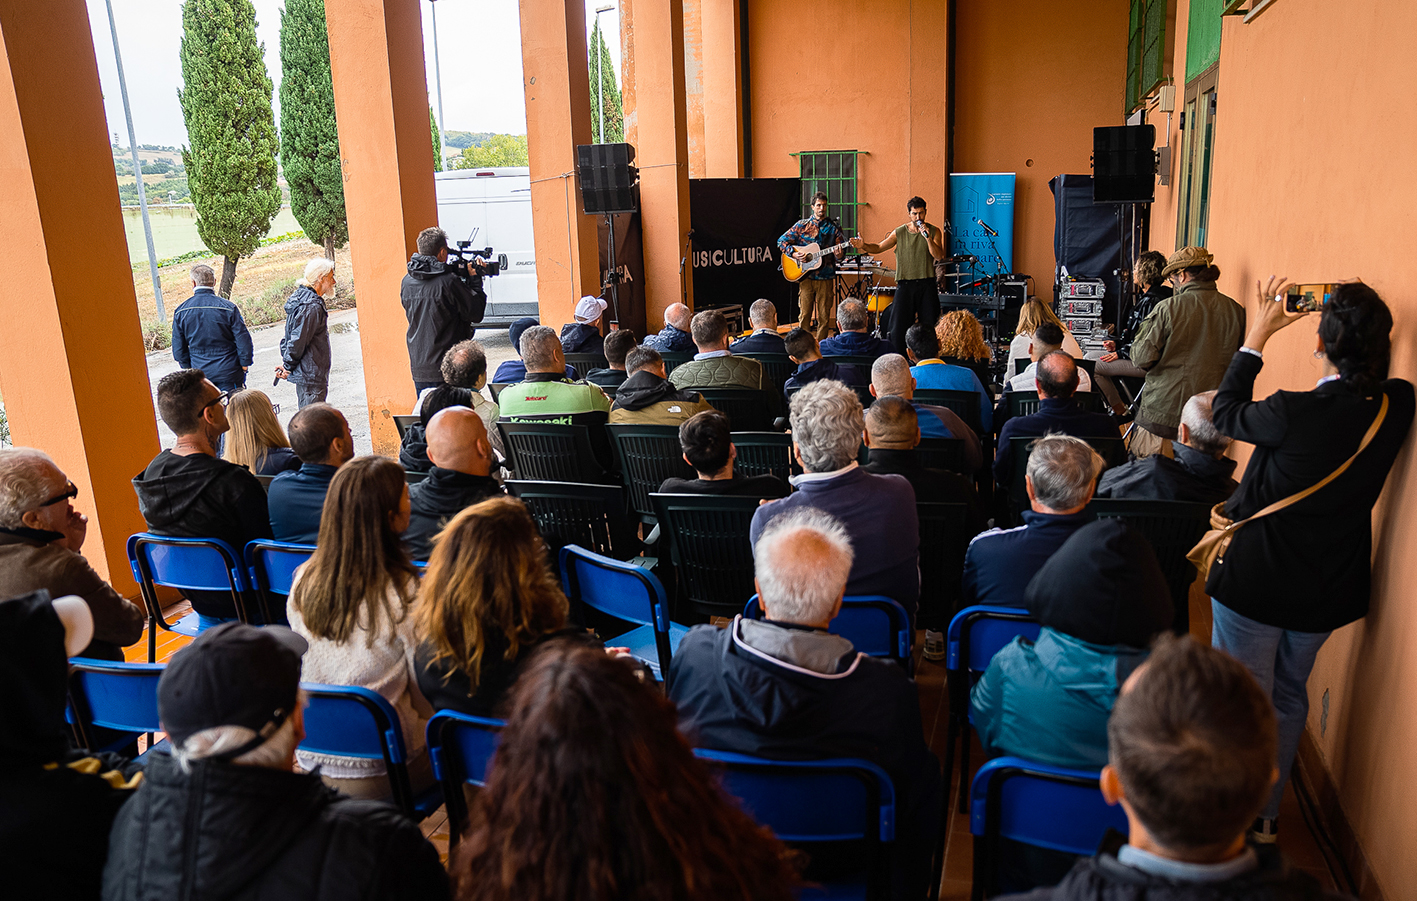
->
xmin=401 ymin=227 xmax=487 ymax=393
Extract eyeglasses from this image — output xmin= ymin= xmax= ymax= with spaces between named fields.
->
xmin=204 ymin=391 xmax=230 ymax=411
xmin=39 ymin=481 xmax=78 ymax=508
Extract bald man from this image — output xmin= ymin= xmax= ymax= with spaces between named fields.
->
xmin=404 ymin=406 xmax=502 ymax=560
xmin=870 ymin=354 xmax=983 ymax=472
xmin=643 ymin=302 xmax=696 ymax=354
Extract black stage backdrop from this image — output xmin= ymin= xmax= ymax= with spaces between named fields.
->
xmin=597 ymin=212 xmax=646 ymax=337
xmin=1051 ymin=174 xmax=1133 ymax=325
xmin=689 ymin=178 xmax=800 ymax=323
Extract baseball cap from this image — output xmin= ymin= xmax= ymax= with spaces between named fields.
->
xmin=574 ymin=295 xmax=608 ymax=323
xmin=1161 ymin=246 xmax=1213 ymax=279
xmin=158 ymin=622 xmax=307 ymax=757
xmin=508 ymin=317 xmax=540 ymax=356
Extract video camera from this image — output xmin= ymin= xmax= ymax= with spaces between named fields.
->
xmin=446 ymin=241 xmax=504 ymax=290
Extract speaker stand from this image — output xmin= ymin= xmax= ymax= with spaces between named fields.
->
xmin=603 ymin=212 xmax=623 ymax=328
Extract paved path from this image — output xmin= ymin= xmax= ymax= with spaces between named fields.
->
xmin=145 ymin=311 xmax=519 ymax=455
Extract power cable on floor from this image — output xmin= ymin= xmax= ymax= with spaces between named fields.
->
xmin=1291 ymin=765 xmax=1359 ymax=896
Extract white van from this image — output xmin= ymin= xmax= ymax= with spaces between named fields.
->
xmin=434 ymin=167 xmax=537 ymax=331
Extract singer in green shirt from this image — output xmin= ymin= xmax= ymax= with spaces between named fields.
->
xmin=852 ymin=196 xmax=949 ymax=355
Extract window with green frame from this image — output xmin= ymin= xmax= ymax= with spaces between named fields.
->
xmin=796 ymin=150 xmax=861 ymax=235
xmin=1126 ymin=0 xmax=1167 ymax=113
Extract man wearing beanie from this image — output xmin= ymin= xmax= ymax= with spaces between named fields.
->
xmin=102 ymin=623 xmax=449 ymax=901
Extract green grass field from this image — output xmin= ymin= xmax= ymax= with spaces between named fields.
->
xmin=122 ymin=206 xmax=302 ymax=264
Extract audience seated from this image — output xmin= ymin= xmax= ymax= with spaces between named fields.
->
xmin=1006 ymin=637 xmax=1343 ymax=901
xmin=871 ymin=353 xmax=983 ymax=471
xmin=964 ymin=435 xmax=1101 ymax=608
xmin=994 ymin=353 xmax=1118 ymax=487
xmin=1005 ymin=322 xmax=1094 ymax=393
xmin=405 ymin=407 xmax=502 ymax=561
xmin=750 ymin=380 xmax=920 ymax=618
xmin=223 ymin=388 xmax=300 ymax=475
xmin=586 ymin=328 xmax=636 ymax=390
xmin=2 ymin=590 xmax=142 ymax=900
xmin=491 ymin=317 xmax=578 ymax=383
xmin=863 ymin=397 xmax=982 ymax=521
xmin=1096 ymin=390 xmax=1238 ymax=505
xmin=497 ymin=326 xmax=614 ymax=469
xmin=559 ymin=295 xmax=607 ymax=355
xmin=820 ymin=299 xmax=891 ymax=359
xmin=906 ymin=324 xmax=993 ymax=431
xmin=452 ymin=639 xmax=799 ymax=901
xmin=609 ymin=346 xmax=715 ymax=426
xmin=1008 ymin=298 xmax=1085 ymax=372
xmin=658 ymin=410 xmax=790 ymax=498
xmin=133 ymin=369 xmax=272 ymax=626
xmin=415 ymin=498 xmax=593 ymax=718
xmin=671 ymin=508 xmax=939 ymax=900
xmin=936 ymin=310 xmax=998 ymax=397
xmin=102 ymin=622 xmax=449 ymax=900
xmin=783 ymin=327 xmax=866 ymax=390
xmin=729 ymin=298 xmax=788 ymax=354
xmin=400 ymin=384 xmax=473 ymax=473
xmin=642 ymin=301 xmax=697 ymax=354
xmin=268 ymin=404 xmax=354 ymax=544
xmin=669 ymin=309 xmax=774 ymax=394
xmin=286 ymin=456 xmax=433 ymax=800
xmin=415 ymin=340 xmax=502 ymax=455
xmin=0 ymin=448 xmax=143 ymax=659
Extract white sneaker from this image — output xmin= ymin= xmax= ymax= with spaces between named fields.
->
xmin=923 ymin=630 xmax=946 ymax=662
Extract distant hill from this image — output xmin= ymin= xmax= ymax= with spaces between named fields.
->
xmin=444 ymin=130 xmax=497 ymax=150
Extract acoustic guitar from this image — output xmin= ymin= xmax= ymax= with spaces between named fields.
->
xmin=781 ymin=240 xmax=854 ymax=283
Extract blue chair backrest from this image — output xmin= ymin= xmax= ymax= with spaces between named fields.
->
xmin=128 ymin=533 xmax=248 ymax=593
xmin=559 ymin=544 xmax=669 ymax=633
xmin=245 ymin=539 xmax=316 ymax=595
xmin=946 ymin=605 xmax=1041 ymax=674
xmin=744 ymin=595 xmax=911 ymax=663
xmin=695 ymin=748 xmax=896 ymax=843
xmin=969 ymin=756 xmax=1128 ymax=854
xmin=299 ymin=683 xmax=408 ymax=764
xmin=68 ymin=658 xmax=164 ymax=735
xmin=427 ymin=710 xmax=504 ymax=788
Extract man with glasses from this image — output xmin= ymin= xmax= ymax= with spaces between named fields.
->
xmin=0 ymin=448 xmax=144 ymax=659
xmin=133 ymin=369 xmax=273 ymax=628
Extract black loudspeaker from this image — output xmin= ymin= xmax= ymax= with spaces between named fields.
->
xmin=577 ymin=143 xmax=639 ymax=214
xmin=1093 ymin=125 xmax=1156 ymax=203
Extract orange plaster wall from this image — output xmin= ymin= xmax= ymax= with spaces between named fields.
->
xmin=1199 ymin=3 xmax=1417 ymax=896
xmin=1140 ymin=0 xmax=1189 ymax=255
xmin=953 ymin=0 xmax=1128 ymax=287
xmin=683 ymin=0 xmax=706 ymax=179
xmin=700 ymin=0 xmax=744 ymax=178
xmin=0 ymin=3 xmax=160 ymax=591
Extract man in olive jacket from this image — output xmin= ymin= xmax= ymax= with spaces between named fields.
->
xmin=609 ymin=346 xmax=715 ymax=426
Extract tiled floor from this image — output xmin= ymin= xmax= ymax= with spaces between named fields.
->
xmin=129 ymin=587 xmax=1341 ymax=894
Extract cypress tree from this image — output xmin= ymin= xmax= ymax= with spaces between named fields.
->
xmin=179 ymin=0 xmax=282 ymax=297
xmin=588 ymin=20 xmax=623 ymax=143
xmin=430 ymin=107 xmax=443 ymax=173
xmin=280 ymin=0 xmax=347 ymax=260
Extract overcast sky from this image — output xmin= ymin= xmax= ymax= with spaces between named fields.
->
xmin=84 ymin=0 xmax=621 ymax=149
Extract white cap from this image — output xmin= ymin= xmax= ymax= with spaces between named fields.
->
xmin=574 ymin=295 xmax=608 ymax=323
xmin=51 ymin=596 xmax=94 ymax=657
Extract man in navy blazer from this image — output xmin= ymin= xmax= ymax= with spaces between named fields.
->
xmin=171 ymin=264 xmax=253 ymax=393
xmin=728 ymin=299 xmax=788 ymax=354
xmin=994 ymin=352 xmax=1118 ymax=487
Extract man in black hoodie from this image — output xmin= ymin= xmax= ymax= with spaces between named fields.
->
xmin=608 ymin=346 xmax=714 ymax=426
xmin=0 ymin=590 xmax=143 ymax=900
xmin=405 ymin=406 xmax=502 ymax=560
xmin=133 ymin=370 xmax=272 ymax=625
xmin=401 ymin=226 xmax=485 ymax=393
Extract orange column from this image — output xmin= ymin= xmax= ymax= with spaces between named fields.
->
xmin=518 ymin=0 xmax=602 ymax=331
xmin=625 ymin=0 xmax=694 ymax=325
xmin=700 ymin=0 xmax=744 ymax=178
xmin=0 ymin=3 xmax=159 ymax=592
xmin=325 ymin=0 xmax=437 ymax=455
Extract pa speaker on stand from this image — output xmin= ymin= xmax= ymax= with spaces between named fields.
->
xmin=577 ymin=143 xmax=640 ymax=329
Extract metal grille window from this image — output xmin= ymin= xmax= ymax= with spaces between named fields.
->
xmin=1126 ymin=0 xmax=1167 ymax=112
xmin=795 ymin=150 xmax=861 ymax=235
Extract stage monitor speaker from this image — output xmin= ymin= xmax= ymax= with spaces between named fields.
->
xmin=577 ymin=143 xmax=638 ymax=214
xmin=1093 ymin=125 xmax=1156 ymax=204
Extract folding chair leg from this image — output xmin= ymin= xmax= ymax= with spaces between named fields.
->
xmin=970 ymin=834 xmax=988 ymax=901
xmin=147 ymin=616 xmax=157 ymax=663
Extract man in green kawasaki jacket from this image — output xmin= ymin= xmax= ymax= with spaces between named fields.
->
xmin=498 ymin=325 xmax=614 ymax=471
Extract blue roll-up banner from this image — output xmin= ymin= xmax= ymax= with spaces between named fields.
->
xmin=949 ymin=172 xmax=1015 ymax=274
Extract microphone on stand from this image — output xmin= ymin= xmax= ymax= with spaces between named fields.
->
xmin=975 ymin=217 xmax=999 ymax=238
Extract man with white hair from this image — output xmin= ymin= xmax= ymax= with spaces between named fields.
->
xmin=1096 ymin=390 xmax=1238 ymax=505
xmin=0 ymin=448 xmax=144 ymax=659
xmin=820 ymin=298 xmax=890 ymax=359
xmin=274 ymin=257 xmax=334 ymax=408
xmin=729 ymin=299 xmax=787 ymax=354
xmin=102 ymin=623 xmax=449 ymax=900
xmin=670 ymin=507 xmax=940 ymax=900
xmin=642 ymin=301 xmax=696 ymax=353
xmin=171 ymin=262 xmax=253 ymax=393
xmin=871 ymin=353 xmax=983 ymax=470
xmin=749 ymin=379 xmax=920 ymax=618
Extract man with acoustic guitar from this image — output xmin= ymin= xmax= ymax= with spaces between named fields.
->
xmin=778 ymin=192 xmax=850 ymax=340
xmin=852 ymin=196 xmax=948 ymax=356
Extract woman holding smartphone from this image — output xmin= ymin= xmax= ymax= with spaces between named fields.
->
xmin=1207 ymin=277 xmax=1414 ymax=842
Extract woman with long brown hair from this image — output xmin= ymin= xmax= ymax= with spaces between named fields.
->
xmin=935 ymin=309 xmax=997 ymax=396
xmin=286 ymin=455 xmax=431 ymax=799
xmin=451 ymin=639 xmax=800 ymax=901
xmin=223 ymin=388 xmax=300 ymax=474
xmin=414 ymin=497 xmax=587 ymax=717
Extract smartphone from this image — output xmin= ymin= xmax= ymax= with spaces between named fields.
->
xmin=1285 ymin=283 xmax=1337 ymax=313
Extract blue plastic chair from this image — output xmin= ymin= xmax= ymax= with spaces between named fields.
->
xmin=66 ymin=658 xmax=167 ymax=757
xmin=299 ymin=683 xmax=443 ymax=821
xmin=426 ymin=710 xmax=505 ymax=844
xmin=558 ymin=544 xmax=688 ymax=683
xmin=944 ymin=606 xmax=1042 ymax=815
xmin=245 ymin=539 xmax=316 ymax=622
xmin=695 ymin=748 xmax=897 ymax=900
xmin=743 ymin=595 xmax=913 ymax=670
xmin=968 ymin=756 xmax=1128 ymax=901
xmin=127 ymin=533 xmax=255 ymax=661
